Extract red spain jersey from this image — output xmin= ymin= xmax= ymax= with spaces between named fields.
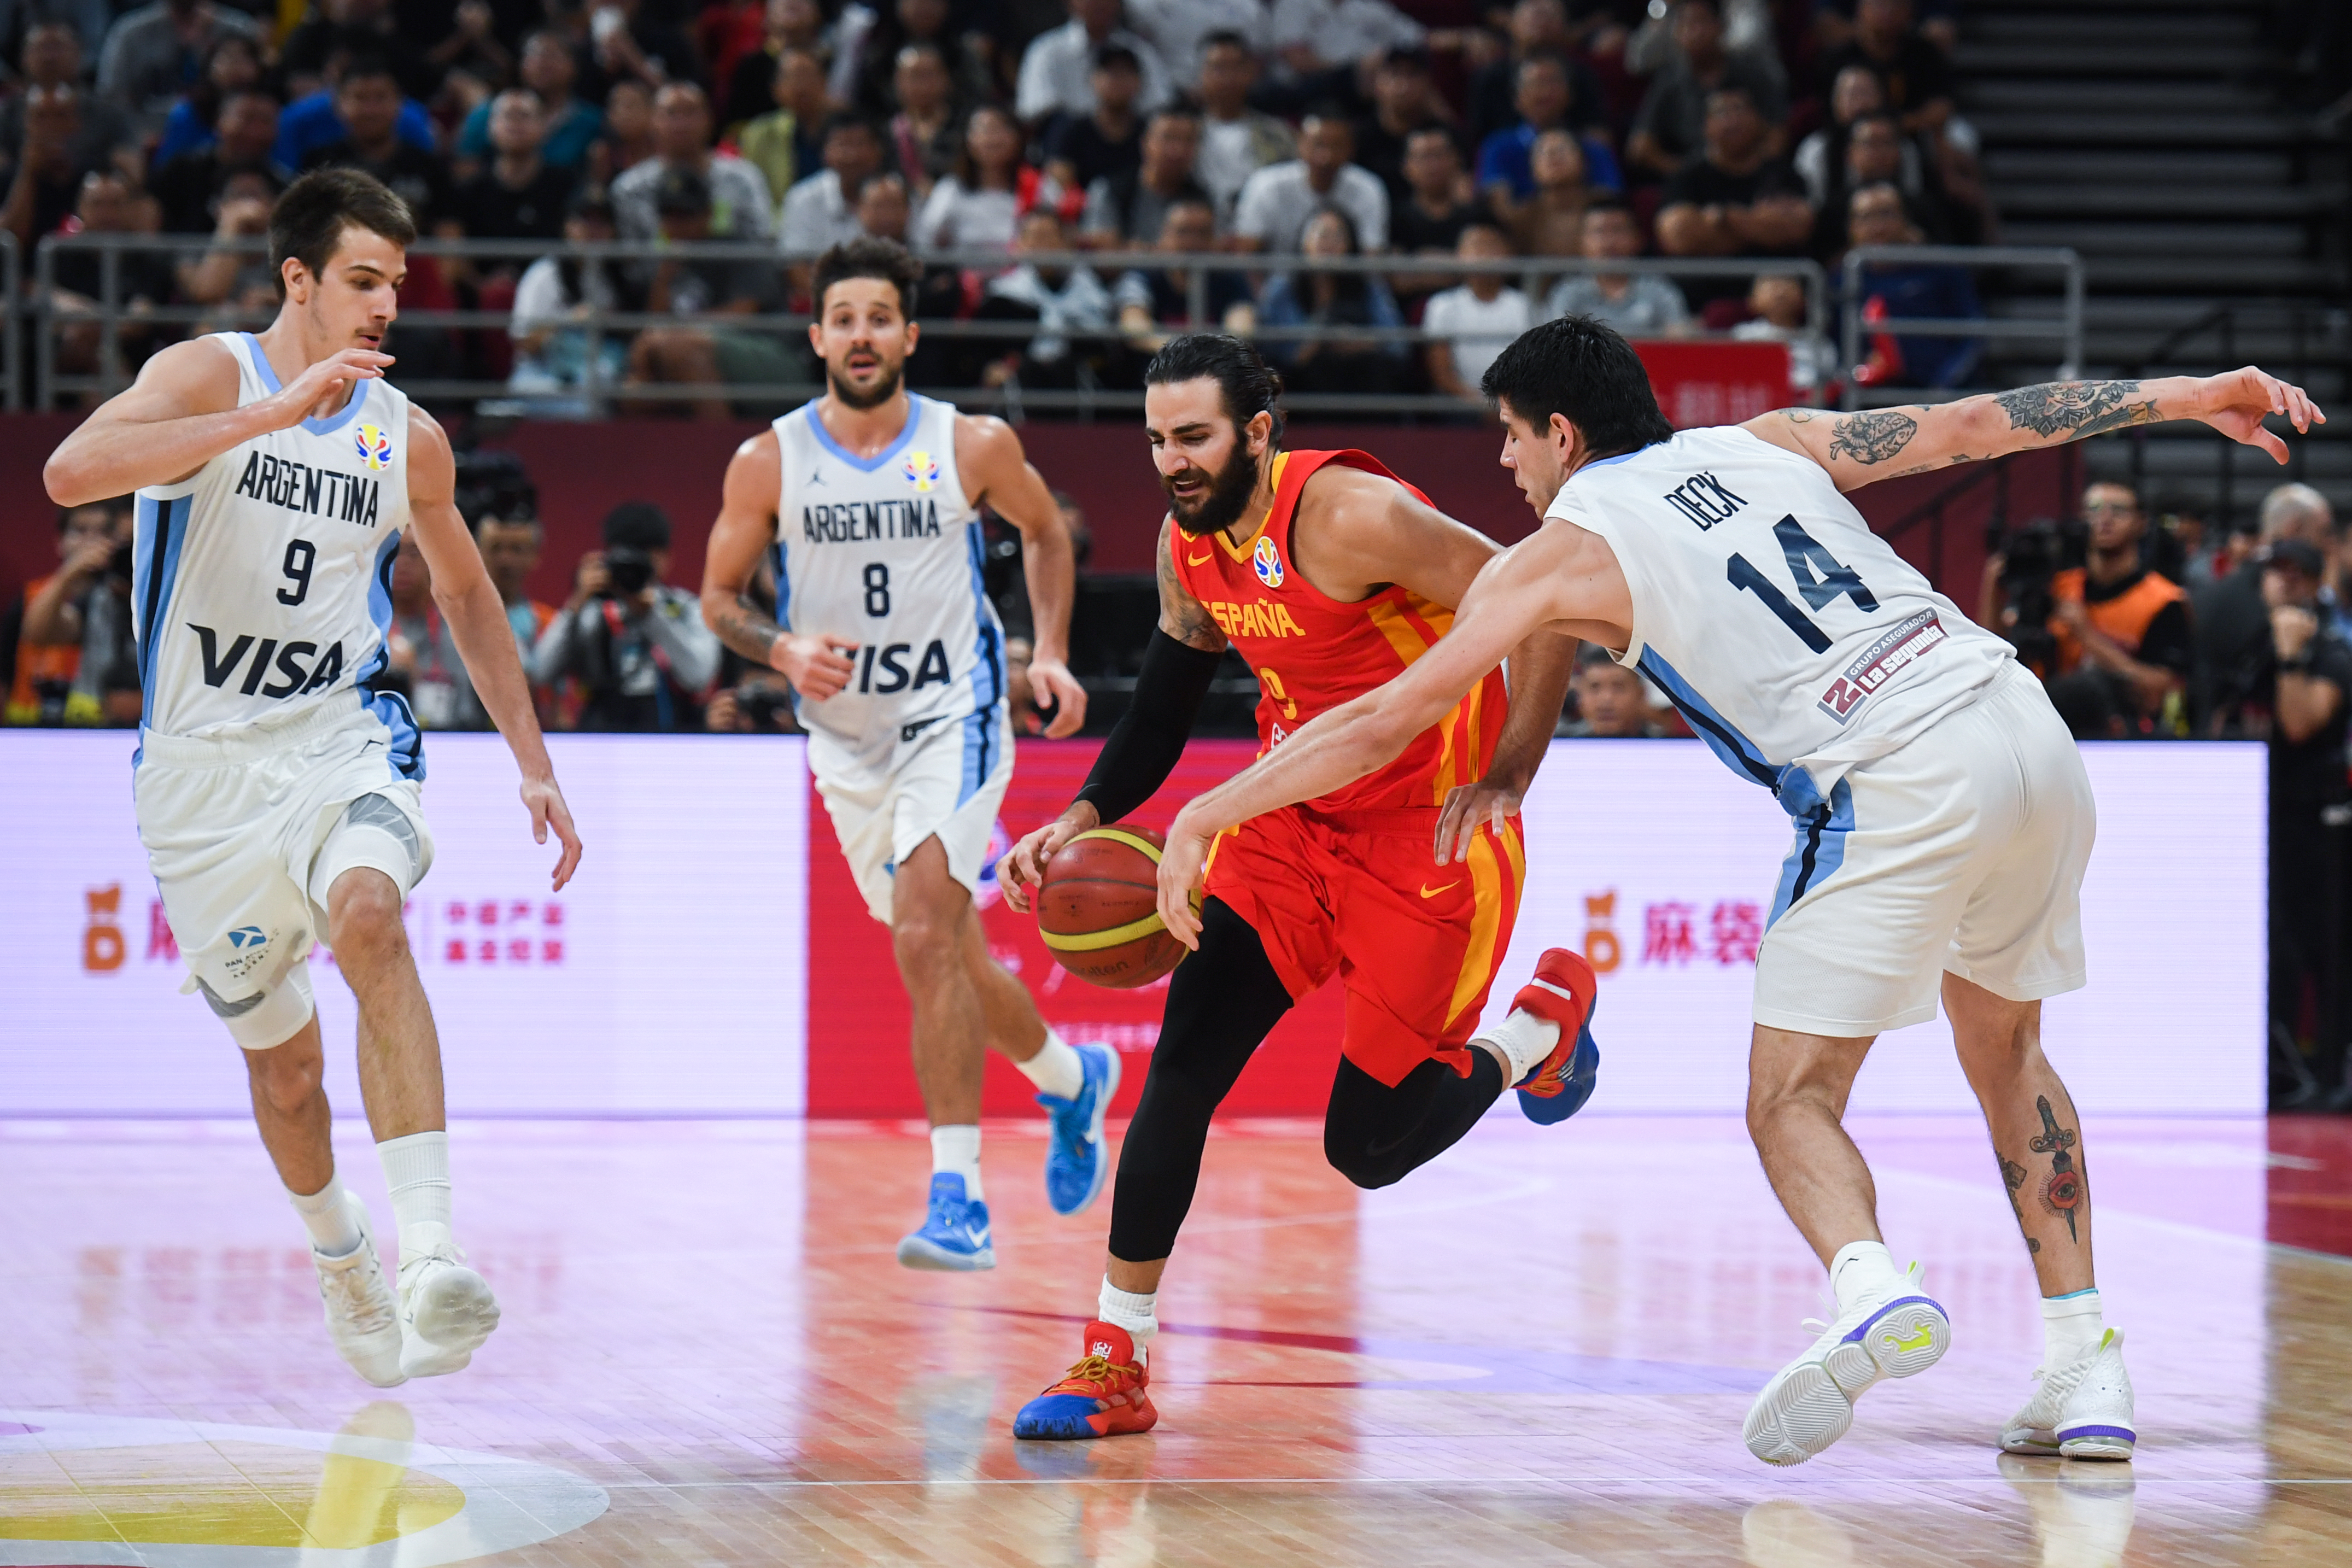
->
xmin=1167 ymin=448 xmax=1512 ymax=815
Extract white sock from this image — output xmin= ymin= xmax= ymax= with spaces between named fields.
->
xmin=1098 ymin=1277 xmax=1157 ymax=1365
xmin=2041 ymin=1286 xmax=2105 ymax=1366
xmin=932 ymin=1124 xmax=983 ymax=1202
xmin=378 ymin=1130 xmax=453 ymax=1259
xmin=288 ymin=1175 xmax=364 ymax=1257
xmin=1830 ymin=1239 xmax=1902 ymax=1313
xmin=1013 ymin=1029 xmax=1086 ymax=1101
xmin=1471 ymin=1008 xmax=1561 ymax=1085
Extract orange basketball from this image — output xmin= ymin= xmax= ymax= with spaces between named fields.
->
xmin=1035 ymin=826 xmax=1186 ymax=988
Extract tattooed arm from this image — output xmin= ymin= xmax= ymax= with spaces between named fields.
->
xmin=700 ymin=430 xmax=858 ymax=701
xmin=1742 ymin=367 xmax=2326 ymax=493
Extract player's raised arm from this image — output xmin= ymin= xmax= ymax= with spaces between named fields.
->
xmin=406 ymin=409 xmax=582 ymax=891
xmin=44 ymin=335 xmax=396 ymax=506
xmin=1744 ymin=366 xmax=2325 ymax=494
xmin=999 ymin=516 xmax=1228 ymax=912
xmin=699 ymin=430 xmax=857 ymax=701
xmin=957 ymin=411 xmax=1086 ymax=738
xmin=1158 ymin=522 xmax=1612 ymax=946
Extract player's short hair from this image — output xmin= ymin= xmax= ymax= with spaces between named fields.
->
xmin=269 ymin=167 xmax=416 ymax=290
xmin=1481 ymin=315 xmax=1673 ymax=460
xmin=811 ymin=235 xmax=922 ymax=318
xmin=1145 ymin=334 xmax=1285 ymax=448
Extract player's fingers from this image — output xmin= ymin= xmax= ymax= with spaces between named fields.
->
xmin=2254 ymin=426 xmax=2291 ymax=464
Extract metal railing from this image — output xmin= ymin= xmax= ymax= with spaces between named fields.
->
xmin=1839 ymin=244 xmax=2084 ymax=411
xmin=28 ymin=233 xmax=1835 ymax=417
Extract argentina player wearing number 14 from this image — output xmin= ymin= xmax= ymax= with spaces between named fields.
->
xmin=700 ymin=237 xmax=1114 ymax=1270
xmin=1152 ymin=315 xmax=2327 ymax=1468
xmin=42 ymin=169 xmax=586 ymax=1389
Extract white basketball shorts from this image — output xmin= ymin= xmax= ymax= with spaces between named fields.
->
xmin=133 ymin=693 xmax=435 ymax=1049
xmin=810 ymin=704 xmax=1014 ymax=926
xmin=1753 ymin=663 xmax=2094 ymax=1037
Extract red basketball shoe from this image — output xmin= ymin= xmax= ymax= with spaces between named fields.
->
xmin=1509 ymin=947 xmax=1602 ymax=1126
xmin=1011 ymin=1320 xmax=1158 ymax=1440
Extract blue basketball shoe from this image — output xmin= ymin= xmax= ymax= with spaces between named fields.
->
xmin=1508 ymin=948 xmax=1602 ymax=1126
xmin=896 ymin=1174 xmax=996 ymax=1271
xmin=1040 ymin=1042 xmax=1121 ymax=1216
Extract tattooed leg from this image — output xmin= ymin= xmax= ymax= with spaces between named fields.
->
xmin=1945 ymin=975 xmax=2093 ymax=1294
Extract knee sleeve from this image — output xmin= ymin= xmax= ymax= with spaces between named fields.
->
xmin=205 ymin=959 xmax=316 ymax=1051
xmin=308 ymin=791 xmax=432 ymax=923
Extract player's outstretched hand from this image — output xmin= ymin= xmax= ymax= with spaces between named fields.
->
xmin=522 ymin=773 xmax=584 ymax=892
xmin=1436 ymin=779 xmax=1523 ymax=867
xmin=773 ymin=632 xmax=858 ymax=701
xmin=999 ymin=802 xmax=1099 ymax=914
xmin=1028 ymin=656 xmax=1088 ymax=739
xmin=2190 ymin=366 xmax=2325 ymax=464
xmin=263 ymin=348 xmax=394 ymax=429
xmin=1157 ymin=810 xmax=1213 ymax=952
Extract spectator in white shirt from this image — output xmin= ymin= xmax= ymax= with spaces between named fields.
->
xmin=1422 ymin=223 xmax=1533 ymax=400
xmin=1544 ymin=198 xmax=1692 ymax=336
xmin=1268 ymin=0 xmax=1423 ymax=83
xmin=980 ymin=209 xmax=1114 ymax=386
xmin=1192 ymin=30 xmax=1296 ymax=223
xmin=1729 ymin=271 xmax=1827 ymax=392
xmin=1015 ymin=0 xmax=1173 ymax=129
xmin=781 ymin=113 xmax=889 ymax=296
xmin=1125 ymin=0 xmax=1269 ymax=92
xmin=1233 ymin=110 xmax=1388 ymax=253
xmin=912 ymin=103 xmax=1036 ymax=256
xmin=612 ymin=83 xmax=776 ymax=243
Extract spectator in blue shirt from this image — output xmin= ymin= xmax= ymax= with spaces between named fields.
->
xmin=1843 ymin=181 xmax=1982 ymax=388
xmin=148 ymin=31 xmax=262 ymax=168
xmin=455 ymin=30 xmax=604 ymax=171
xmin=274 ymin=62 xmax=436 ymax=172
xmin=1473 ymin=53 xmax=1620 ymax=207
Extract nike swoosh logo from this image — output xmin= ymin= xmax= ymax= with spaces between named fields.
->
xmin=1419 ymin=881 xmax=1460 ymax=899
xmin=964 ymin=1227 xmax=991 ymax=1248
xmin=1890 ymin=1325 xmax=1934 ymax=1353
xmin=1188 ymin=551 xmax=1211 ymax=565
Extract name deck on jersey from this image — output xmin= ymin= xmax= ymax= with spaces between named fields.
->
xmin=230 ymin=450 xmax=384 ymax=529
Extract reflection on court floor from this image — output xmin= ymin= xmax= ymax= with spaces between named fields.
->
xmin=3 ymin=1115 xmax=2347 ymax=1566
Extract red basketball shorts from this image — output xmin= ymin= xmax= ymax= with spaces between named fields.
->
xmin=1202 ymin=804 xmax=1525 ymax=1087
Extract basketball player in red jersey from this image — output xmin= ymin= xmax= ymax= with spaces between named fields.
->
xmin=993 ymin=335 xmax=1591 ymax=1440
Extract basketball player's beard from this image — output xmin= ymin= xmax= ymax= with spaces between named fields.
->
xmin=828 ymin=360 xmax=903 ymax=410
xmin=1165 ymin=445 xmax=1261 ymax=539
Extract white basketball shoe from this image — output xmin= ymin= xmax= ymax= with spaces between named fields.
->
xmin=397 ymin=1234 xmax=502 ymax=1378
xmin=2001 ymin=1327 xmax=2136 ymax=1460
xmin=1743 ymin=1260 xmax=1951 ymax=1466
xmin=312 ymin=1197 xmax=406 ymax=1388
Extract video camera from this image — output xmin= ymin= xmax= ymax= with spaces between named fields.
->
xmin=1986 ymin=516 xmax=2086 ymax=669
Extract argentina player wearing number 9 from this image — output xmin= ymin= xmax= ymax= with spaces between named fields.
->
xmin=42 ymin=169 xmax=585 ymax=1389
xmin=701 ymin=237 xmax=1116 ymax=1269
xmin=1153 ymin=315 xmax=2328 ymax=1468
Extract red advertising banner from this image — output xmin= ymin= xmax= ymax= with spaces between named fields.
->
xmin=805 ymin=738 xmax=1345 ymax=1119
xmin=1633 ymin=338 xmax=1793 ymax=430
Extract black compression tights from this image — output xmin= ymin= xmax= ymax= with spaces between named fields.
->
xmin=1105 ymin=896 xmax=1507 ymax=1264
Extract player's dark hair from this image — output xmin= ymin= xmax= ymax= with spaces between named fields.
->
xmin=269 ymin=167 xmax=416 ymax=291
xmin=812 ymin=235 xmax=923 ymax=318
xmin=1481 ymin=314 xmax=1673 ymax=459
xmin=1145 ymin=334 xmax=1285 ymax=448
xmin=1200 ymin=28 xmax=1251 ymax=54
xmin=602 ymin=500 xmax=671 ymax=551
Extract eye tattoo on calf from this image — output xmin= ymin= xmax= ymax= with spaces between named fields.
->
xmin=2028 ymin=1095 xmax=2082 ymax=1243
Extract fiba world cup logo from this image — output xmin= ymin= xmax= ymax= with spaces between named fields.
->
xmin=355 ymin=423 xmax=395 ymax=471
xmin=1253 ymin=535 xmax=1284 ymax=588
xmin=902 ymin=450 xmax=940 ymax=492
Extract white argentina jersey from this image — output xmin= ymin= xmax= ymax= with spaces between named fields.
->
xmin=131 ymin=332 xmax=417 ymax=772
xmin=1554 ymin=425 xmax=2013 ymax=815
xmin=771 ymin=393 xmax=1005 ymax=762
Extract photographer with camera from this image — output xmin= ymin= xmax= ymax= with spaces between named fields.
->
xmin=530 ymin=500 xmax=723 ymax=731
xmin=1978 ymin=481 xmax=2191 ymax=738
xmin=15 ymin=499 xmax=140 ymax=727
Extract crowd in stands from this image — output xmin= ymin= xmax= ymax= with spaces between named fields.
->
xmin=0 ymin=0 xmax=2005 ymax=409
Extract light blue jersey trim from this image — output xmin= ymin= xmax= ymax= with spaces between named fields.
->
xmin=767 ymin=539 xmax=800 ymax=719
xmin=238 ymin=333 xmax=373 ymax=436
xmin=358 ymin=527 xmax=424 ymax=780
xmin=1636 ymin=649 xmax=1776 ymax=789
xmin=1769 ymin=779 xmax=1854 ymax=927
xmin=130 ymin=492 xmax=191 ymax=769
xmin=801 ymin=394 xmax=925 ymax=473
xmin=956 ymin=517 xmax=1005 ymax=805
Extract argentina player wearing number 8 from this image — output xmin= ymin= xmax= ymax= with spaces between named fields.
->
xmin=1151 ymin=315 xmax=2328 ymax=1468
xmin=43 ymin=169 xmax=586 ymax=1389
xmin=700 ymin=237 xmax=1114 ymax=1270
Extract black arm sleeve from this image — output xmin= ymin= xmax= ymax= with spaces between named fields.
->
xmin=1073 ymin=628 xmax=1223 ymax=824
